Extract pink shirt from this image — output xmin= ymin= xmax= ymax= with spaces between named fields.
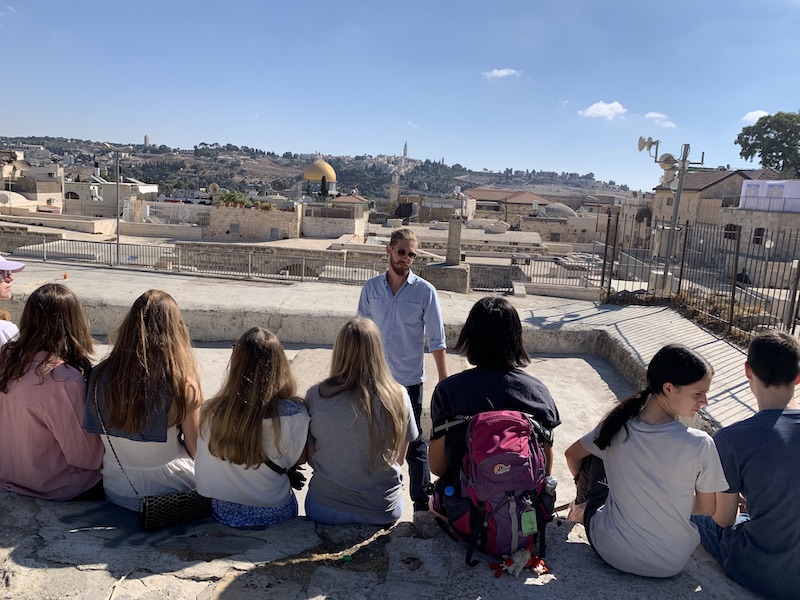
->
xmin=0 ymin=352 xmax=103 ymax=500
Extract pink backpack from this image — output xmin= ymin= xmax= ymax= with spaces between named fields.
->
xmin=431 ymin=410 xmax=556 ymax=566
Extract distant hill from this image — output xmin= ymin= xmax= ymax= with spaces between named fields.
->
xmin=0 ymin=136 xmax=628 ymax=202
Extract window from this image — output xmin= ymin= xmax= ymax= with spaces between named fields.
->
xmin=724 ymin=224 xmax=739 ymax=240
xmin=666 ymin=197 xmax=674 ymax=206
xmin=752 ymin=227 xmax=765 ymax=245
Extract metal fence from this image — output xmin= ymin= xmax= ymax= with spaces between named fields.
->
xmin=602 ymin=213 xmax=800 ymax=343
xmin=0 ymin=234 xmax=384 ymax=287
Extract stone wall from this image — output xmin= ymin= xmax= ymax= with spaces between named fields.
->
xmin=520 ymin=215 xmax=596 ymax=244
xmin=721 ymin=207 xmax=800 ymax=262
xmin=121 ymin=222 xmax=203 ymax=239
xmin=204 ymin=206 xmax=301 ymax=240
xmin=0 ymin=213 xmax=115 ymax=234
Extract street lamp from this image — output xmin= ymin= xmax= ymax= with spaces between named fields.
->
xmin=102 ymin=143 xmax=133 ymax=265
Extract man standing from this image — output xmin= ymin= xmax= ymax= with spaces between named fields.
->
xmin=358 ymin=228 xmax=447 ymax=512
xmin=0 ymin=256 xmax=25 ymax=345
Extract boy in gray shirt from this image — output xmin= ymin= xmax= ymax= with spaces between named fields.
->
xmin=692 ymin=331 xmax=800 ymax=599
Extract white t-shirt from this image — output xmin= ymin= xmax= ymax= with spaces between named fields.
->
xmin=581 ymin=419 xmax=729 ymax=577
xmin=195 ymin=398 xmax=309 ymax=508
xmin=0 ymin=320 xmax=19 ymax=345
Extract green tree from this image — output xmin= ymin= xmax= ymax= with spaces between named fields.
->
xmin=735 ymin=110 xmax=800 ymax=174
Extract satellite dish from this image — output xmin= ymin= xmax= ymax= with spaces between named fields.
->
xmin=0 ymin=193 xmax=9 ymax=204
xmin=637 ymin=136 xmax=655 ymax=152
xmin=658 ymin=153 xmax=677 ymax=170
xmin=209 ymin=183 xmax=220 ymax=194
xmin=178 ymin=207 xmax=190 ymax=222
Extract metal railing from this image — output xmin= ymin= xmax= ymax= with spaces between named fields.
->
xmin=1 ymin=229 xmax=604 ymax=293
xmin=0 ymin=233 xmax=386 ymax=287
xmin=601 ymin=214 xmax=800 ymax=344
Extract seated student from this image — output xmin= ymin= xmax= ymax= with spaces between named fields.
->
xmin=0 ymin=284 xmax=103 ymax=500
xmin=305 ymin=317 xmax=416 ymax=525
xmin=195 ymin=327 xmax=309 ymax=528
xmin=429 ymin=296 xmax=561 ymax=486
xmin=83 ymin=290 xmax=203 ymax=511
xmin=0 ymin=256 xmax=25 ymax=345
xmin=692 ymin=331 xmax=800 ymax=599
xmin=565 ymin=344 xmax=729 ymax=578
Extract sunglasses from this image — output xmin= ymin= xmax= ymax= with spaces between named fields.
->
xmin=394 ymin=248 xmax=417 ymax=259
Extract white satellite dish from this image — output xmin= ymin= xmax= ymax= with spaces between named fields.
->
xmin=178 ymin=207 xmax=190 ymax=222
xmin=658 ymin=153 xmax=677 ymax=170
xmin=0 ymin=193 xmax=9 ymax=205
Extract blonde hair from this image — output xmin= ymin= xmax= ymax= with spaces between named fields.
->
xmin=320 ymin=317 xmax=407 ymax=470
xmin=201 ymin=327 xmax=300 ymax=468
xmin=96 ymin=289 xmax=200 ymax=433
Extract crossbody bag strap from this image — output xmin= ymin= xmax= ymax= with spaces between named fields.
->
xmin=264 ymin=459 xmax=287 ymax=476
xmin=93 ymin=382 xmax=141 ymax=500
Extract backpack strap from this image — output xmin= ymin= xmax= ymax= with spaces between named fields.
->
xmin=464 ymin=507 xmax=484 ymax=567
xmin=432 ymin=415 xmax=471 ymax=437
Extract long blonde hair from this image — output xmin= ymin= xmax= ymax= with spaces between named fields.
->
xmin=201 ymin=327 xmax=300 ymax=468
xmin=96 ymin=289 xmax=200 ymax=433
xmin=320 ymin=317 xmax=407 ymax=469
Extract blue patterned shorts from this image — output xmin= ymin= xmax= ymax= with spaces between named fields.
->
xmin=212 ymin=494 xmax=298 ymax=528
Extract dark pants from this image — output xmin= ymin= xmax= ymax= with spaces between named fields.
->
xmin=574 ymin=454 xmax=609 ymax=547
xmin=405 ymin=383 xmax=430 ymax=507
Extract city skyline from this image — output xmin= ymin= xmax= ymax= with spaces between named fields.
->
xmin=3 ymin=1 xmax=798 ymax=193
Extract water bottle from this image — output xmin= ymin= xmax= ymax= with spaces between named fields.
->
xmin=444 ymin=485 xmax=455 ymax=497
xmin=544 ymin=476 xmax=557 ymax=495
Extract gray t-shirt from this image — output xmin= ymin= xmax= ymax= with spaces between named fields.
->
xmin=306 ymin=384 xmax=418 ymax=521
xmin=581 ymin=419 xmax=728 ymax=577
xmin=715 ymin=410 xmax=800 ymax=600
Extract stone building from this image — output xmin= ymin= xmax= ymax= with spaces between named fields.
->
xmin=467 ymin=188 xmax=551 ymax=226
xmin=652 ymin=170 xmax=755 ymax=226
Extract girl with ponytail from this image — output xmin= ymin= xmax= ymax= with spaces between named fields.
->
xmin=564 ymin=344 xmax=729 ymax=578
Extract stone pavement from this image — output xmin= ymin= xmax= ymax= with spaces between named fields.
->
xmin=0 ymin=262 xmax=772 ymax=599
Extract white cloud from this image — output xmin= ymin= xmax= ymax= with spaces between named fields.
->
xmin=578 ymin=101 xmax=627 ymax=120
xmin=406 ymin=121 xmax=419 ymax=129
xmin=742 ymin=109 xmax=769 ymax=124
xmin=645 ymin=111 xmax=677 ymax=128
xmin=481 ymin=68 xmax=521 ymax=80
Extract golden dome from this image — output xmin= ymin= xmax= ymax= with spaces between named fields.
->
xmin=303 ymin=159 xmax=337 ymax=183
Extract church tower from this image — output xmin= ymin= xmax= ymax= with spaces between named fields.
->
xmin=403 ymin=141 xmax=408 ymax=159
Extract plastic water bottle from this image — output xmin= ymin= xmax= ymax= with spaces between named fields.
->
xmin=544 ymin=476 xmax=557 ymax=495
xmin=444 ymin=485 xmax=455 ymax=497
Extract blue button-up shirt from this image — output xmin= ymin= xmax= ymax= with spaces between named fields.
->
xmin=357 ymin=270 xmax=446 ymax=386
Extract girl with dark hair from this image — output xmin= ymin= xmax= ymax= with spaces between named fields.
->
xmin=428 ymin=296 xmax=560 ymax=488
xmin=83 ymin=290 xmax=203 ymax=511
xmin=0 ymin=284 xmax=103 ymax=500
xmin=564 ymin=344 xmax=729 ymax=578
xmin=195 ymin=327 xmax=309 ymax=528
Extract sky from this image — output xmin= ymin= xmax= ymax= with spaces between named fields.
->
xmin=2 ymin=0 xmax=799 ymax=192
